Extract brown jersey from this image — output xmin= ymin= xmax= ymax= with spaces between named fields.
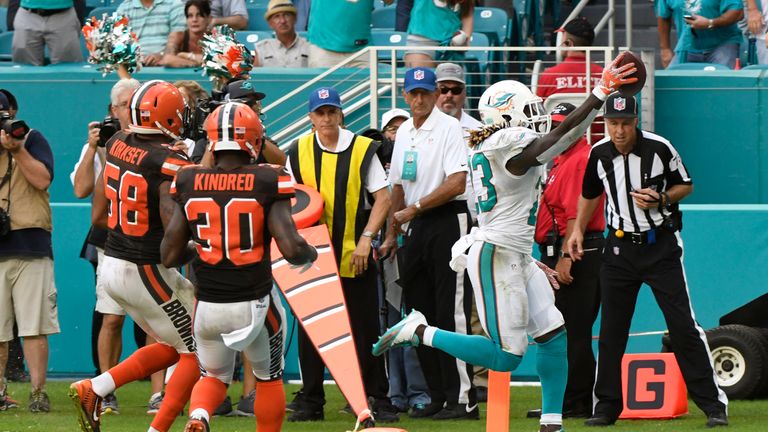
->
xmin=103 ymin=131 xmax=192 ymax=264
xmin=170 ymin=163 xmax=295 ymax=303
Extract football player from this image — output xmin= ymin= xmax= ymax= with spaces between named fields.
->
xmin=373 ymin=54 xmax=638 ymax=432
xmin=161 ymin=102 xmax=317 ymax=432
xmin=69 ymin=80 xmax=200 ymax=432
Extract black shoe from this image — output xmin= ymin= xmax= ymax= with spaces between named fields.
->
xmin=527 ymin=408 xmax=542 ymax=418
xmin=585 ymin=416 xmax=617 ymax=426
xmin=285 ymin=391 xmax=305 ymax=412
xmin=476 ymin=386 xmax=488 ymax=403
xmin=372 ymin=401 xmax=400 ymax=423
xmin=432 ymin=403 xmax=480 ymax=420
xmin=213 ymin=396 xmax=232 ymax=416
xmin=409 ymin=400 xmax=444 ymax=418
xmin=706 ymin=412 xmax=728 ymax=428
xmin=287 ymin=407 xmax=324 ymax=422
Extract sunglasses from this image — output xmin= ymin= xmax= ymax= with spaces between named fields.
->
xmin=439 ymin=86 xmax=464 ymax=95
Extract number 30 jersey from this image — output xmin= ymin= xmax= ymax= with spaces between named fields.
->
xmin=469 ymin=127 xmax=545 ymax=254
xmin=170 ymin=164 xmax=295 ymax=303
xmin=103 ymin=131 xmax=191 ymax=264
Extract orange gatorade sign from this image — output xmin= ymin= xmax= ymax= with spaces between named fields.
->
xmin=620 ymin=353 xmax=688 ymax=419
xmin=271 ymin=225 xmax=369 ymax=419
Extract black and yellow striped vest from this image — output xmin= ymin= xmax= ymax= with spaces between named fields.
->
xmin=287 ymin=132 xmax=379 ymax=278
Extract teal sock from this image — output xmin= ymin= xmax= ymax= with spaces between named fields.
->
xmin=430 ymin=328 xmax=522 ymax=372
xmin=536 ymin=330 xmax=568 ymax=419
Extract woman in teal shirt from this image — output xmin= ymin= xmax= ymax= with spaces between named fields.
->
xmin=405 ymin=0 xmax=474 ymax=68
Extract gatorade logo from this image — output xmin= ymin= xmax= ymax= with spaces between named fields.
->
xmin=626 ymin=359 xmax=665 ymax=410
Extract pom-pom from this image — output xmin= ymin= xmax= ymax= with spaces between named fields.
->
xmin=200 ymin=25 xmax=254 ymax=82
xmin=82 ymin=13 xmax=141 ymax=76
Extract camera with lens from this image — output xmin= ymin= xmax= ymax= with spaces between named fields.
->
xmin=97 ymin=115 xmax=121 ymax=147
xmin=0 ymin=112 xmax=29 ymax=140
xmin=182 ymin=97 xmax=224 ymax=142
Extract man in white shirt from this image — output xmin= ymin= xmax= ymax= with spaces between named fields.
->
xmin=379 ymin=67 xmax=477 ymax=420
xmin=209 ymin=0 xmax=248 ymax=30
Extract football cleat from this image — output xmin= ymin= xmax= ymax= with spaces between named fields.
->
xmin=69 ymin=379 xmax=103 ymax=432
xmin=372 ymin=310 xmax=426 ymax=356
xmin=540 ymin=423 xmax=565 ymax=432
xmin=184 ymin=417 xmax=211 ymax=432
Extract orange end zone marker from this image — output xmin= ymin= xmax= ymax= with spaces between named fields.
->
xmin=271 ymin=225 xmax=369 ymax=419
xmin=486 ymin=370 xmax=511 ymax=432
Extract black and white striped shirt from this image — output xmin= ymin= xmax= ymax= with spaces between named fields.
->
xmin=582 ymin=130 xmax=692 ymax=233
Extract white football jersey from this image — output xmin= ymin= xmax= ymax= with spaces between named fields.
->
xmin=468 ymin=127 xmax=545 ymax=254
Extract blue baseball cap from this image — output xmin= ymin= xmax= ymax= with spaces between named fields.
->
xmin=404 ymin=67 xmax=436 ymax=93
xmin=308 ymin=87 xmax=342 ymax=112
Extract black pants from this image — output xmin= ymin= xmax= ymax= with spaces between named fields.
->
xmin=594 ymin=229 xmax=726 ymax=419
xmin=297 ymin=264 xmax=389 ymax=410
xmin=400 ymin=202 xmax=475 ymax=407
xmin=539 ymin=234 xmax=603 ymax=414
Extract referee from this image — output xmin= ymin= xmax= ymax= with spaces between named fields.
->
xmin=566 ymin=94 xmax=728 ymax=428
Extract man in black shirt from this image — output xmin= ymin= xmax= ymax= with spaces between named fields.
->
xmin=567 ymin=94 xmax=728 ymax=428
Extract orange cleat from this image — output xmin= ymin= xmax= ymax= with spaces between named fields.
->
xmin=69 ymin=379 xmax=103 ymax=432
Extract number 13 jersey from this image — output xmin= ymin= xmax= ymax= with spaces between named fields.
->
xmin=170 ymin=164 xmax=295 ymax=303
xmin=468 ymin=127 xmax=545 ymax=254
xmin=103 ymin=131 xmax=191 ymax=264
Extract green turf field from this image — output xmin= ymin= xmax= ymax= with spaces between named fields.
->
xmin=0 ymin=381 xmax=763 ymax=431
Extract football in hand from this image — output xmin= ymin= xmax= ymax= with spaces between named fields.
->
xmin=617 ymin=51 xmax=646 ymax=96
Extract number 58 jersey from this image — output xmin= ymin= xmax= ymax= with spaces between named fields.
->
xmin=103 ymin=131 xmax=192 ymax=264
xmin=170 ymin=164 xmax=295 ymax=303
xmin=469 ymin=127 xmax=545 ymax=254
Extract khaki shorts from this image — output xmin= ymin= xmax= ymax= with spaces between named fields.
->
xmin=0 ymin=257 xmax=60 ymax=342
xmin=98 ymin=255 xmax=196 ymax=353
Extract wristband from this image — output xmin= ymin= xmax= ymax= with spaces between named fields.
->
xmin=361 ymin=230 xmax=375 ymax=238
xmin=592 ymin=86 xmax=609 ymax=101
xmin=708 ymin=19 xmax=714 ymax=29
xmin=414 ymin=200 xmax=422 ymax=212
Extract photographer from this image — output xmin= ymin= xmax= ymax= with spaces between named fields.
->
xmin=70 ymin=78 xmax=139 ymax=415
xmin=0 ymin=89 xmax=59 ymax=413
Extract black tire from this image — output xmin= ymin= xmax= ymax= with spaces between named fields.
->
xmin=706 ymin=324 xmax=768 ymax=400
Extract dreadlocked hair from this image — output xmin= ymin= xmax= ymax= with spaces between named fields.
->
xmin=468 ymin=121 xmax=511 ymax=148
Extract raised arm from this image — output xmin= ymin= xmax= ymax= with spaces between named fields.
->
xmin=505 ymin=54 xmax=638 ymax=176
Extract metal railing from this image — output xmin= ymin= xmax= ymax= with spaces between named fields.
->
xmin=262 ymin=45 xmax=640 ymax=147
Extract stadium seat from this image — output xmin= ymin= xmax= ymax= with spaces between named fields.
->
xmin=88 ymin=6 xmax=117 ymax=19
xmin=0 ymin=7 xmax=7 ymax=33
xmin=0 ymin=31 xmax=12 ymax=61
xmin=666 ymin=63 xmax=730 ymax=71
xmin=237 ymin=30 xmax=273 ymax=47
xmin=743 ymin=64 xmax=768 ymax=70
xmin=465 ymin=32 xmax=491 ymax=93
xmin=246 ymin=6 xmax=271 ymax=30
xmin=297 ymin=31 xmax=307 ymax=40
xmin=370 ymin=29 xmax=406 ymax=61
xmin=246 ymin=0 xmax=269 ymax=6
xmin=371 ymin=7 xmax=396 ymax=30
xmin=473 ymin=7 xmax=508 ymax=47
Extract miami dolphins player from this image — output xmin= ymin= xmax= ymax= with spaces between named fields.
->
xmin=373 ymin=53 xmax=637 ymax=432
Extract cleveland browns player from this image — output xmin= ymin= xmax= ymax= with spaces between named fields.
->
xmin=161 ymin=102 xmax=317 ymax=432
xmin=69 ymin=80 xmax=200 ymax=432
